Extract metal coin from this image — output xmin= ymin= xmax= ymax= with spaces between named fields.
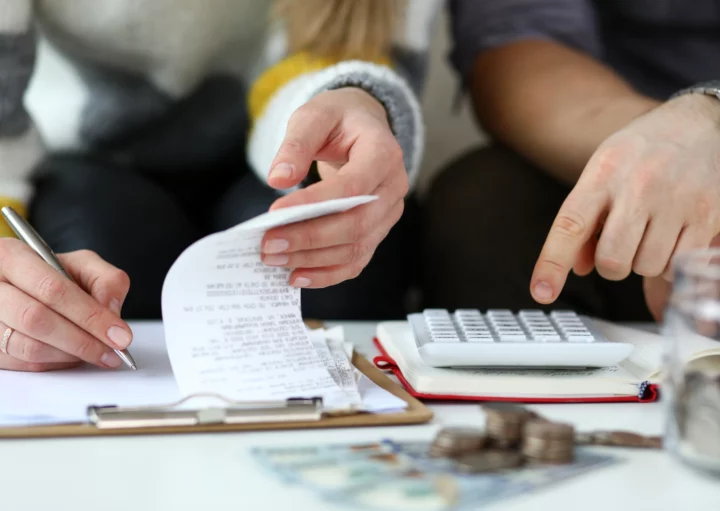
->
xmin=524 ymin=420 xmax=575 ymax=440
xmin=430 ymin=427 xmax=486 ymax=457
xmin=580 ymin=431 xmax=663 ymax=449
xmin=482 ymin=403 xmax=537 ymax=447
xmin=454 ymin=450 xmax=525 ymax=473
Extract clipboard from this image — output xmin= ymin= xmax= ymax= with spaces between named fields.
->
xmin=0 ymin=351 xmax=433 ymax=439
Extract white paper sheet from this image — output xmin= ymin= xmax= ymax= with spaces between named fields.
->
xmin=0 ymin=322 xmax=181 ymax=423
xmin=0 ymin=324 xmax=406 ymax=427
xmin=161 ymin=196 xmax=376 ymax=405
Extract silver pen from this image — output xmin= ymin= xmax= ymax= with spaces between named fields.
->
xmin=1 ymin=207 xmax=137 ymax=370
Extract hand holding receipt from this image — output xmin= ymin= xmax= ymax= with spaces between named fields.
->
xmin=0 ymin=207 xmax=136 ymax=371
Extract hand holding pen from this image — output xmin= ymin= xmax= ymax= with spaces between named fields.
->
xmin=0 ymin=207 xmax=136 ymax=372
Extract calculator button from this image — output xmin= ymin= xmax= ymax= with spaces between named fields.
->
xmin=532 ymin=334 xmax=563 ymax=342
xmin=462 ymin=327 xmax=490 ymax=334
xmin=455 ymin=309 xmax=483 ymax=318
xmin=487 ymin=309 xmax=514 ymax=317
xmin=524 ymin=322 xmax=554 ymax=329
xmin=431 ymin=334 xmax=461 ymax=342
xmin=465 ymin=335 xmax=495 ymax=343
xmin=565 ymin=333 xmax=595 ymax=343
xmin=498 ymin=333 xmax=528 ymax=341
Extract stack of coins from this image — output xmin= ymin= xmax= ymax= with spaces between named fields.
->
xmin=428 ymin=402 xmax=666 ymax=475
xmin=429 ymin=427 xmax=486 ymax=458
xmin=522 ymin=420 xmax=575 ymax=464
xmin=483 ymin=402 xmax=538 ymax=448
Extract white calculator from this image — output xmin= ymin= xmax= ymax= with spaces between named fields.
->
xmin=407 ymin=309 xmax=634 ymax=368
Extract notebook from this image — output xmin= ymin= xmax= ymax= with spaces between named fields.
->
xmin=374 ymin=320 xmax=720 ymax=403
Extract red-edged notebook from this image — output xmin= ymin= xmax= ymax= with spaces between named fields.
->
xmin=372 ymin=321 xmax=666 ymax=404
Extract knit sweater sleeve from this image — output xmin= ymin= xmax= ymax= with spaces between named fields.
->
xmin=0 ymin=0 xmax=43 ymax=237
xmin=246 ymin=51 xmax=424 ymax=193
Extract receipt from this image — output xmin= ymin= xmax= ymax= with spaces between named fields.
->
xmin=161 ymin=196 xmax=377 ymax=406
xmin=310 ymin=331 xmax=362 ymax=408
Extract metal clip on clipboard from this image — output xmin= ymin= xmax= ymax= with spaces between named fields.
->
xmin=87 ymin=394 xmax=324 ymax=430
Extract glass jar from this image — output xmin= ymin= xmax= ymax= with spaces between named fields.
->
xmin=663 ymin=249 xmax=720 ymax=477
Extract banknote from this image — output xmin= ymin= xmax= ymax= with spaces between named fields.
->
xmin=251 ymin=440 xmax=620 ymax=510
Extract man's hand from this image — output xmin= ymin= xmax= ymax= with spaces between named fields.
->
xmin=260 ymin=88 xmax=408 ymax=288
xmin=0 ymin=241 xmax=132 ymax=372
xmin=531 ymin=94 xmax=720 ymax=304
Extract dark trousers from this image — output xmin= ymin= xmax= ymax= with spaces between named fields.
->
xmin=29 ymin=153 xmax=419 ymax=320
xmin=423 ymin=145 xmax=653 ymax=321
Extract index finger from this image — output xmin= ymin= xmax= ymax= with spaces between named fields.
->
xmin=0 ymin=242 xmax=133 ymax=350
xmin=270 ymin=135 xmax=400 ymax=211
xmin=59 ymin=250 xmax=130 ymax=315
xmin=531 ymin=188 xmax=608 ymax=303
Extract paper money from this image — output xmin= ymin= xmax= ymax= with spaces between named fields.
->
xmin=251 ymin=440 xmax=619 ymax=511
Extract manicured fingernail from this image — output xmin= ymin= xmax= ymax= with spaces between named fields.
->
xmin=263 ymin=254 xmax=289 ymax=266
xmin=101 ymin=351 xmax=123 ymax=369
xmin=293 ymin=277 xmax=312 ymax=288
xmin=264 ymin=239 xmax=290 ymax=254
xmin=269 ymin=163 xmax=294 ymax=181
xmin=109 ymin=298 xmax=123 ymax=316
xmin=533 ymin=281 xmax=553 ymax=302
xmin=107 ymin=326 xmax=132 ymax=349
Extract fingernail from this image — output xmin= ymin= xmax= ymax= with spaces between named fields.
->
xmin=107 ymin=326 xmax=132 ymax=349
xmin=109 ymin=298 xmax=123 ymax=316
xmin=293 ymin=277 xmax=312 ymax=288
xmin=264 ymin=239 xmax=290 ymax=254
xmin=269 ymin=163 xmax=294 ymax=181
xmin=263 ymin=254 xmax=289 ymax=266
xmin=533 ymin=281 xmax=554 ymax=302
xmin=101 ymin=351 xmax=123 ymax=369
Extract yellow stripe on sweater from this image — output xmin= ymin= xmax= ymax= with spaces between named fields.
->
xmin=248 ymin=51 xmax=390 ymax=124
xmin=0 ymin=197 xmax=27 ymax=238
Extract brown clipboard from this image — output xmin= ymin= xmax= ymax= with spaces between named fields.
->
xmin=0 ymin=351 xmax=433 ymax=439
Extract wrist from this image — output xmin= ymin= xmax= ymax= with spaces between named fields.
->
xmin=337 ymin=86 xmax=389 ymax=123
xmin=666 ymin=93 xmax=720 ymax=127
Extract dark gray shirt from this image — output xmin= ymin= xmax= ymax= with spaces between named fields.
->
xmin=450 ymin=0 xmax=720 ymax=99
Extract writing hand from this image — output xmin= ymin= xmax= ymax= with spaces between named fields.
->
xmin=0 ymin=241 xmax=132 ymax=372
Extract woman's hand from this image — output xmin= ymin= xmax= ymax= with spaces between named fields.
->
xmin=530 ymin=94 xmax=720 ymax=304
xmin=0 ymin=239 xmax=133 ymax=372
xmin=260 ymin=87 xmax=409 ymax=288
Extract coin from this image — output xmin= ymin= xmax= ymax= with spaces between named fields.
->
xmin=429 ymin=426 xmax=486 ymax=458
xmin=522 ymin=420 xmax=575 ymax=464
xmin=454 ymin=450 xmax=525 ymax=473
xmin=576 ymin=431 xmax=662 ymax=449
xmin=482 ymin=402 xmax=538 ymax=448
xmin=524 ymin=420 xmax=574 ymax=439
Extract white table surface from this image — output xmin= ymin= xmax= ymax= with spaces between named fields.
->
xmin=1 ymin=321 xmax=719 ymax=511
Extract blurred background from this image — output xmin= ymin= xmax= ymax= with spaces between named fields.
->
xmin=24 ymin=9 xmax=484 ymax=198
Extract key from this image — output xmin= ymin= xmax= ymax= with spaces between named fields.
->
xmin=498 ymin=333 xmax=528 ymax=341
xmin=465 ymin=335 xmax=495 ymax=343
xmin=532 ymin=333 xmax=563 ymax=342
